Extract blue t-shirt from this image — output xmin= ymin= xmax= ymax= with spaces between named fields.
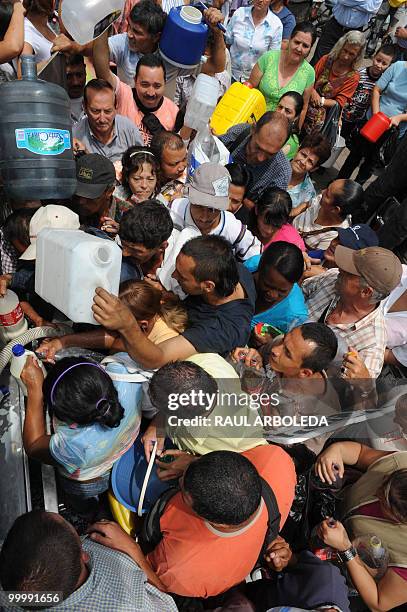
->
xmin=368 ymin=61 xmax=407 ymax=138
xmin=251 ymin=283 xmax=308 ymax=333
xmin=272 ymin=6 xmax=296 ymax=40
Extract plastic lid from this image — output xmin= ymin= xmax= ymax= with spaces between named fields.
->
xmin=370 ymin=536 xmax=382 ymax=548
xmin=180 ymin=5 xmax=202 ymax=24
xmin=12 ymin=344 xmax=25 ymax=357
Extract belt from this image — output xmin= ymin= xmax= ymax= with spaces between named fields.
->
xmin=333 ymin=16 xmax=369 ymax=33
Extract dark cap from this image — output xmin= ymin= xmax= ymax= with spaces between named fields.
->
xmin=75 ymin=154 xmax=116 ymax=199
xmin=337 ymin=224 xmax=379 ymax=250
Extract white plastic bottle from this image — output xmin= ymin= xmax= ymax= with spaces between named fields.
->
xmin=355 ymin=534 xmax=389 ymax=580
xmin=184 ymin=74 xmax=220 ymax=133
xmin=61 ymin=0 xmax=124 ymax=45
xmin=10 ymin=344 xmax=47 ymax=396
xmin=0 ymin=290 xmax=28 ymax=344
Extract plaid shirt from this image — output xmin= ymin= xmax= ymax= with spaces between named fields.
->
xmin=302 ymin=269 xmax=387 ymax=379
xmin=219 ymin=123 xmax=292 ymax=200
xmin=0 ymin=229 xmax=19 ymax=275
xmin=0 ymin=539 xmax=177 ymax=612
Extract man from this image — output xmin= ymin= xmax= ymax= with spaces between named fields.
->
xmin=219 ymin=112 xmax=292 ymax=204
xmin=145 ymin=450 xmax=296 ymax=597
xmin=66 ymin=54 xmax=86 ymax=124
xmin=93 ymin=35 xmax=179 ymax=145
xmin=302 ymin=246 xmax=403 ymax=379
xmin=0 ymin=511 xmax=176 ymax=611
xmin=234 ymin=322 xmax=341 ymax=453
xmin=150 ymin=131 xmax=188 ymax=204
xmin=304 ymin=224 xmax=379 ymax=279
xmin=292 ymin=178 xmax=365 ymax=250
xmin=92 ymin=235 xmax=256 ymax=367
xmin=73 ymin=154 xmax=125 ymax=233
xmin=119 ymin=200 xmax=175 ymax=282
xmin=106 ymin=0 xmax=226 ymax=89
xmin=158 ymin=163 xmax=261 ymax=294
xmin=312 ymin=0 xmax=383 ymax=65
xmin=73 ymin=79 xmax=143 ymax=162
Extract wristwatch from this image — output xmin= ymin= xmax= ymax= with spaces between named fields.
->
xmin=337 ymin=546 xmax=358 ymax=564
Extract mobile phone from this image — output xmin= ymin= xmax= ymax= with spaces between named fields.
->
xmin=255 ymin=323 xmax=283 ymax=338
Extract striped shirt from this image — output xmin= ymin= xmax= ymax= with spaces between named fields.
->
xmin=343 ymin=67 xmax=381 ymax=124
xmin=302 ymin=268 xmax=387 ymax=379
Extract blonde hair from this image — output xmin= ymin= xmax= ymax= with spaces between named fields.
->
xmin=119 ymin=280 xmax=187 ymax=334
xmin=329 ymin=30 xmax=366 ymax=68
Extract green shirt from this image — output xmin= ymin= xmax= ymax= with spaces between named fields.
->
xmin=257 ymin=50 xmax=315 ymax=111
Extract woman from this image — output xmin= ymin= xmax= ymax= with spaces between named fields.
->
xmin=114 ymin=146 xmax=160 ymax=207
xmin=17 ymin=0 xmax=56 ymax=69
xmin=0 ymin=0 xmax=24 ymax=81
xmin=251 ymin=241 xmax=308 ymax=340
xmin=38 ymin=279 xmax=188 ymax=362
xmin=339 ymin=59 xmax=407 ymax=184
xmin=248 ymin=21 xmax=315 ymax=127
xmin=315 ymin=442 xmax=407 ymax=611
xmin=248 ymin=188 xmax=306 ymax=257
xmin=225 ymin=0 xmax=284 ymax=83
xmin=270 ymin=0 xmax=296 ymax=48
xmin=21 ymin=355 xmax=137 ymax=510
xmin=276 ymin=91 xmax=304 ymax=159
xmin=303 ymin=31 xmax=364 ymax=136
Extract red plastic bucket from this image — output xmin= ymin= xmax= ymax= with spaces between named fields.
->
xmin=360 ymin=112 xmax=391 ymax=143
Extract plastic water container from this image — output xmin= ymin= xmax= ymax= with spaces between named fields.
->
xmin=10 ymin=344 xmax=47 ymax=396
xmin=354 ymin=534 xmax=389 ymax=580
xmin=361 ymin=112 xmax=391 ymax=143
xmin=35 ymin=229 xmax=122 ymax=324
xmin=0 ymin=56 xmax=76 ymax=201
xmin=210 ymin=82 xmax=267 ymax=135
xmin=0 ymin=290 xmax=28 ymax=345
xmin=184 ymin=74 xmax=220 ymax=132
xmin=159 ymin=6 xmax=208 ymax=68
xmin=61 ymin=0 xmax=125 ymax=45
xmin=322 ymin=134 xmax=346 ymax=168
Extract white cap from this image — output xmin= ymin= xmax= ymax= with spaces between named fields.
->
xmin=20 ymin=205 xmax=80 ymax=260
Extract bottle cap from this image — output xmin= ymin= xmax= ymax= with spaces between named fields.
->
xmin=370 ymin=536 xmax=382 ymax=548
xmin=12 ymin=344 xmax=25 ymax=357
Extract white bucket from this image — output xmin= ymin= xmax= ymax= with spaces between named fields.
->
xmin=184 ymin=73 xmax=220 ymax=132
xmin=322 ymin=135 xmax=346 ymax=169
xmin=61 ymin=0 xmax=125 ymax=45
xmin=35 ymin=229 xmax=122 ymax=324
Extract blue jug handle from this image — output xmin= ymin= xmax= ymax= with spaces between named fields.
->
xmin=195 ymin=1 xmax=227 ymax=32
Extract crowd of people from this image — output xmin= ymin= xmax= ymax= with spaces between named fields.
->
xmin=1 ymin=1 xmax=407 ymax=611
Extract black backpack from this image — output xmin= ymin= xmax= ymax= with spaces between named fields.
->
xmin=139 ymin=477 xmax=281 ymax=566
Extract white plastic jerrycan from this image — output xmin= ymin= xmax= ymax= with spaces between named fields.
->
xmin=35 ymin=229 xmax=122 ymax=324
xmin=61 ymin=0 xmax=125 ymax=45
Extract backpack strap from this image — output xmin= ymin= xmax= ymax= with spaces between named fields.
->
xmin=139 ymin=486 xmax=180 ymax=553
xmin=259 ymin=477 xmax=281 ymax=549
xmin=228 ymin=126 xmax=251 ymax=156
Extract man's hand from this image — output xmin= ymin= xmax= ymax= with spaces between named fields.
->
xmin=73 ymin=138 xmax=87 ymax=154
xmin=21 ymin=356 xmax=45 ymax=393
xmin=0 ymin=274 xmax=12 ymax=297
xmin=264 ymin=536 xmax=292 ymax=571
xmin=142 ymin=424 xmax=165 ymax=463
xmin=88 ymin=520 xmax=141 ymax=557
xmin=231 ymin=347 xmax=263 ymax=369
xmin=92 ymin=288 xmax=136 ymax=332
xmin=315 ymin=444 xmax=344 ymax=485
xmin=390 ymin=114 xmax=403 ymax=128
xmin=302 ymin=252 xmax=321 ymax=272
xmin=341 ymin=347 xmax=371 ymax=380
xmin=317 ymin=519 xmax=352 ymax=552
xmin=36 ymin=338 xmax=64 ymax=363
xmin=100 ymin=217 xmax=120 ymax=235
xmin=303 ymin=264 xmax=326 ymax=279
xmin=156 ymin=450 xmax=197 ymax=481
xmin=203 ymin=7 xmax=224 ymax=30
xmin=51 ymin=34 xmax=79 ymax=55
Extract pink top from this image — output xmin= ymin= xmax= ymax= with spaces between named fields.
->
xmin=356 ymin=501 xmax=407 ymax=581
xmin=264 ymin=223 xmax=306 ymax=252
xmin=115 ymin=77 xmax=179 ymax=145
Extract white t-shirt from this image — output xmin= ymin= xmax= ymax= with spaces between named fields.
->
xmin=22 ymin=18 xmax=54 ymax=64
xmin=383 ymin=264 xmax=407 ymax=367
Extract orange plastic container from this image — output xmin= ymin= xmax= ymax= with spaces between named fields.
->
xmin=210 ymin=82 xmax=267 ymax=135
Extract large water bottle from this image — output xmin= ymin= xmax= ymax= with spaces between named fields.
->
xmin=61 ymin=0 xmax=125 ymax=45
xmin=0 ymin=290 xmax=28 ymax=345
xmin=184 ymin=74 xmax=220 ymax=133
xmin=0 ymin=56 xmax=76 ymax=201
xmin=35 ymin=229 xmax=122 ymax=324
xmin=354 ymin=535 xmax=389 ymax=580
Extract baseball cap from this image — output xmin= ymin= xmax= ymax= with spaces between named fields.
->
xmin=20 ymin=205 xmax=80 ymax=260
xmin=337 ymin=224 xmax=379 ymax=250
xmin=75 ymin=154 xmax=116 ymax=199
xmin=335 ymin=245 xmax=402 ymax=294
xmin=187 ymin=162 xmax=231 ymax=210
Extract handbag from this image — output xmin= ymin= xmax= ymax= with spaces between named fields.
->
xmin=321 ymin=102 xmax=341 ymax=148
xmin=377 ymin=126 xmax=399 ymax=167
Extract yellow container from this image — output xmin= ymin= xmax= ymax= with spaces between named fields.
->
xmin=210 ymin=82 xmax=267 ymax=136
xmin=108 ymin=490 xmax=137 ymax=537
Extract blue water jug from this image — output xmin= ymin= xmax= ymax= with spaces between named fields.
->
xmin=159 ymin=6 xmax=208 ymax=69
xmin=0 ymin=56 xmax=76 ymax=201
